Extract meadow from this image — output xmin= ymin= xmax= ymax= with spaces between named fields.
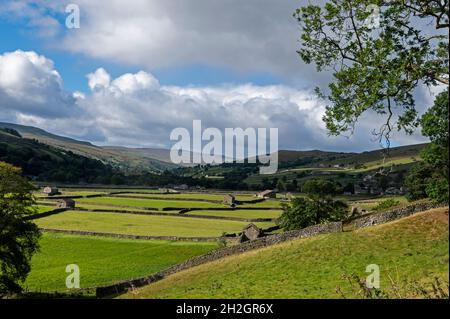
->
xmin=25 ymin=233 xmax=218 ymax=293
xmin=34 ymin=210 xmax=275 ymax=237
xmin=185 ymin=209 xmax=282 ymax=219
xmin=77 ymin=197 xmax=227 ymax=210
xmin=113 ymin=193 xmax=257 ymax=201
xmin=120 ymin=208 xmax=449 ymax=299
xmin=27 ymin=187 xmax=427 ymax=297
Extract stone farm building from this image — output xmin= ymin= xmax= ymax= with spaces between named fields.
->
xmin=239 ymin=224 xmax=263 ymax=242
xmin=43 ymin=186 xmax=60 ymax=196
xmin=223 ymin=194 xmax=236 ymax=206
xmin=56 ymin=198 xmax=75 ymax=209
xmin=257 ymin=189 xmax=277 ymax=199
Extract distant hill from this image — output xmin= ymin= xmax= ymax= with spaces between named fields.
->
xmin=0 ymin=122 xmax=428 ymax=185
xmin=0 ymin=122 xmax=178 ymax=173
xmin=0 ymin=128 xmax=118 ymax=183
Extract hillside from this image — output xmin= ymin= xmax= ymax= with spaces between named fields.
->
xmin=0 ymin=122 xmax=177 ymax=173
xmin=0 ymin=128 xmax=118 ymax=183
xmin=120 ymin=207 xmax=449 ymax=299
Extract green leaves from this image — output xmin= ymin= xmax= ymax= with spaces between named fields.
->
xmin=294 ymin=0 xmax=449 ymax=142
xmin=0 ymin=162 xmax=40 ymax=296
xmin=279 ymin=179 xmax=348 ymax=230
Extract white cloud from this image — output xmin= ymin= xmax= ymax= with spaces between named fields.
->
xmin=87 ymin=68 xmax=111 ymax=91
xmin=0 ymin=50 xmax=429 ymax=152
xmin=0 ymin=50 xmax=79 ymax=119
xmin=1 ymin=0 xmax=322 ymax=83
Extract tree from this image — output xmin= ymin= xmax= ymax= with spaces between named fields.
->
xmin=279 ymin=179 xmax=348 ymax=230
xmin=295 ymin=1 xmax=449 ymax=144
xmin=276 ymin=180 xmax=286 ymax=193
xmin=0 ymin=162 xmax=40 ymax=296
xmin=415 ymin=89 xmax=448 ymax=202
xmin=404 ymin=162 xmax=432 ymax=200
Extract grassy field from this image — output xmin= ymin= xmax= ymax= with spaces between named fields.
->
xmin=350 ymin=195 xmax=409 ymax=212
xmin=186 ymin=209 xmax=282 ymax=219
xmin=76 ymin=203 xmax=153 ymax=212
xmin=114 ymin=193 xmax=257 ymax=201
xmin=240 ymin=200 xmax=282 ymax=208
xmin=24 ymin=233 xmax=218 ymax=293
xmin=120 ymin=207 xmax=449 ymax=299
xmin=34 ymin=205 xmax=57 ymax=214
xmin=34 ymin=211 xmax=275 ymax=237
xmin=77 ymin=197 xmax=226 ymax=210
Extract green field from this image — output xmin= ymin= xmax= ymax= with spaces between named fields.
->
xmin=25 ymin=233 xmax=218 ymax=293
xmin=34 ymin=205 xmax=56 ymax=214
xmin=240 ymin=200 xmax=282 ymax=208
xmin=114 ymin=193 xmax=257 ymax=201
xmin=76 ymin=203 xmax=153 ymax=212
xmin=77 ymin=197 xmax=226 ymax=210
xmin=186 ymin=209 xmax=282 ymax=219
xmin=120 ymin=208 xmax=449 ymax=299
xmin=34 ymin=211 xmax=275 ymax=237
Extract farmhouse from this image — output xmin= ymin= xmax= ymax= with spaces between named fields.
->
xmin=257 ymin=189 xmax=277 ymax=199
xmin=239 ymin=224 xmax=263 ymax=242
xmin=223 ymin=194 xmax=236 ymax=206
xmin=43 ymin=186 xmax=60 ymax=196
xmin=56 ymin=198 xmax=75 ymax=209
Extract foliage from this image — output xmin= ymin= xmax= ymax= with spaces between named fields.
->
xmin=280 ymin=179 xmax=347 ymax=230
xmin=373 ymin=198 xmax=400 ymax=211
xmin=294 ymin=0 xmax=449 ymax=143
xmin=406 ymin=89 xmax=449 ymax=203
xmin=336 ymin=274 xmax=449 ymax=299
xmin=0 ymin=162 xmax=40 ymax=296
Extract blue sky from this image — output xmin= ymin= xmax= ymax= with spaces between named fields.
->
xmin=0 ymin=15 xmax=283 ymax=94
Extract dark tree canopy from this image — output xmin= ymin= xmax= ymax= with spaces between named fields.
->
xmin=280 ymin=179 xmax=348 ymax=230
xmin=0 ymin=162 xmax=40 ymax=295
xmin=295 ymin=0 xmax=449 ymax=145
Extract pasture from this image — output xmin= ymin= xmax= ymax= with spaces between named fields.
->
xmin=77 ymin=197 xmax=227 ymax=210
xmin=26 ymin=187 xmax=417 ymax=296
xmin=185 ymin=209 xmax=282 ymax=219
xmin=34 ymin=210 xmax=275 ymax=237
xmin=120 ymin=208 xmax=449 ymax=299
xmin=25 ymin=233 xmax=217 ymax=293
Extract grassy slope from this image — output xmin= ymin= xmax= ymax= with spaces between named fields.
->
xmin=120 ymin=208 xmax=449 ymax=299
xmin=34 ymin=211 xmax=275 ymax=237
xmin=25 ymin=233 xmax=218 ymax=293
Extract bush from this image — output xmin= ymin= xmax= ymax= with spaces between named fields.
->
xmin=374 ymin=199 xmax=400 ymax=212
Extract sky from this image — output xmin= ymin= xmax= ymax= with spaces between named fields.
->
xmin=0 ymin=0 xmax=439 ymax=152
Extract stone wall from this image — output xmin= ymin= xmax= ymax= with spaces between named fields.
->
xmin=95 ymin=221 xmax=342 ymax=298
xmin=26 ymin=208 xmax=68 ymax=221
xmin=349 ymin=201 xmax=446 ymax=230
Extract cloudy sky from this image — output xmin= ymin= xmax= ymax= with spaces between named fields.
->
xmin=0 ymin=0 xmax=438 ymax=152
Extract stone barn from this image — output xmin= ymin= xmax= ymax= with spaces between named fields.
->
xmin=57 ymin=198 xmax=75 ymax=209
xmin=239 ymin=224 xmax=263 ymax=242
xmin=223 ymin=194 xmax=236 ymax=206
xmin=43 ymin=186 xmax=60 ymax=196
xmin=256 ymin=189 xmax=277 ymax=199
